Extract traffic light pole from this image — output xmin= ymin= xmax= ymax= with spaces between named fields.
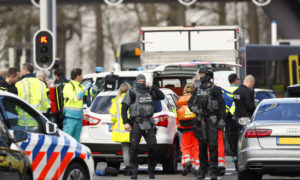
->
xmin=39 ymin=0 xmax=57 ymax=69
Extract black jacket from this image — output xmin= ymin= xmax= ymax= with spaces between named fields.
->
xmin=188 ymin=83 xmax=225 ymax=120
xmin=54 ymin=77 xmax=69 ymax=85
xmin=0 ymin=79 xmax=18 ymax=95
xmin=121 ymin=85 xmax=165 ymax=124
xmin=233 ymin=85 xmax=255 ymax=118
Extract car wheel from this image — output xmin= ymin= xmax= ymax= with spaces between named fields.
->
xmin=63 ymin=162 xmax=88 ymax=180
xmin=238 ymin=170 xmax=262 ymax=180
xmin=107 ymin=162 xmax=121 ymax=170
xmin=162 ymin=142 xmax=179 ymax=174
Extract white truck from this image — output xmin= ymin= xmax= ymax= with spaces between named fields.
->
xmin=140 ymin=26 xmax=246 ymax=83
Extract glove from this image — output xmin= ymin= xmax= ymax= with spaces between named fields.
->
xmin=77 ymin=91 xmax=85 ymax=99
xmin=91 ymin=84 xmax=99 ymax=93
xmin=218 ymin=118 xmax=225 ymax=130
xmin=84 ymin=81 xmax=93 ymax=91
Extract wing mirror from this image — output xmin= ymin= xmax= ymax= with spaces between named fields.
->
xmin=13 ymin=130 xmax=28 ymax=142
xmin=238 ymin=117 xmax=251 ymax=126
xmin=46 ymin=121 xmax=57 ymax=134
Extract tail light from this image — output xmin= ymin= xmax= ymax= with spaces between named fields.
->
xmin=154 ymin=115 xmax=169 ymax=128
xmin=245 ymin=129 xmax=272 ymax=138
xmin=82 ymin=114 xmax=101 ymax=126
xmin=117 ymin=151 xmax=123 ymax=155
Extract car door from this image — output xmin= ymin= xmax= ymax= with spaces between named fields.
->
xmin=0 ymin=112 xmax=22 ymax=180
xmin=0 ymin=95 xmax=65 ymax=180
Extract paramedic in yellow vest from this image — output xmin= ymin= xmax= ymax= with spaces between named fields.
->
xmin=176 ymin=83 xmax=200 ymax=176
xmin=15 ymin=63 xmax=48 ymax=127
xmin=63 ymin=68 xmax=97 ymax=141
xmin=225 ymin=73 xmax=240 ymax=170
xmin=110 ymin=82 xmax=131 ymax=176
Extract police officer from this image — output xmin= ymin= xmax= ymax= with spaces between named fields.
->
xmin=121 ymin=74 xmax=164 ymax=179
xmin=63 ymin=68 xmax=97 ymax=141
xmin=16 ymin=63 xmax=48 ymax=113
xmin=233 ymin=75 xmax=256 ymax=137
xmin=0 ymin=67 xmax=19 ymax=95
xmin=188 ymin=66 xmax=225 ymax=180
xmin=222 ymin=73 xmax=240 ymax=170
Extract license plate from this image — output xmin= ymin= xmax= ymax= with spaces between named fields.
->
xmin=277 ymin=137 xmax=300 ymax=145
xmin=108 ymin=124 xmax=114 ymax=132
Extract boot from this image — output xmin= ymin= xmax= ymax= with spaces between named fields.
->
xmin=131 ymin=173 xmax=137 ymax=179
xmin=182 ymin=161 xmax=192 ymax=176
xmin=217 ymin=167 xmax=225 ymax=176
xmin=124 ymin=166 xmax=131 ymax=176
xmin=148 ymin=170 xmax=155 ymax=179
xmin=131 ymin=169 xmax=137 ymax=179
xmin=210 ymin=172 xmax=217 ymax=180
xmin=197 ymin=169 xmax=208 ymax=180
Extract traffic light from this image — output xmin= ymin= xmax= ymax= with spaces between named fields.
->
xmin=33 ymin=29 xmax=55 ymax=70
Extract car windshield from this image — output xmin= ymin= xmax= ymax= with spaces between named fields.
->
xmin=90 ymin=95 xmax=116 ymax=114
xmin=255 ymin=92 xmax=276 ymax=102
xmin=254 ymin=103 xmax=300 ymax=121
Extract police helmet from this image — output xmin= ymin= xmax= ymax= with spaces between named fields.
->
xmin=198 ymin=66 xmax=213 ymax=77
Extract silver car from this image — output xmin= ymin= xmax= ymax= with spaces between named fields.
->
xmin=238 ymin=98 xmax=300 ymax=180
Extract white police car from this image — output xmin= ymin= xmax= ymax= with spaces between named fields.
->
xmin=80 ymin=88 xmax=180 ymax=173
xmin=0 ymin=92 xmax=94 ymax=180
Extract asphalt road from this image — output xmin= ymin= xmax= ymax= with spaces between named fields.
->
xmin=93 ymin=156 xmax=300 ymax=180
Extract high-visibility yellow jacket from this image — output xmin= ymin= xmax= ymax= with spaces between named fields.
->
xmin=226 ymin=85 xmax=239 ymax=115
xmin=63 ymin=80 xmax=96 ymax=118
xmin=110 ymin=93 xmax=130 ymax=143
xmin=15 ymin=76 xmax=48 ymax=126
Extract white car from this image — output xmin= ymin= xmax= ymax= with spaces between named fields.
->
xmin=0 ymin=92 xmax=94 ymax=180
xmin=80 ymin=88 xmax=180 ymax=173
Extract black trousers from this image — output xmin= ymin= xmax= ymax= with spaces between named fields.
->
xmin=130 ymin=122 xmax=157 ymax=173
xmin=195 ymin=115 xmax=219 ymax=174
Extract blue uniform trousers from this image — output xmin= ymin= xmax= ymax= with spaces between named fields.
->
xmin=63 ymin=117 xmax=82 ymax=141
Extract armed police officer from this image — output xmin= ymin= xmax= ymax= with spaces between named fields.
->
xmin=121 ymin=74 xmax=164 ymax=179
xmin=188 ymin=66 xmax=225 ymax=180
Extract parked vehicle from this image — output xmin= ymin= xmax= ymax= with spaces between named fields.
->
xmin=238 ymin=98 xmax=300 ymax=180
xmin=140 ymin=26 xmax=246 ymax=79
xmin=80 ymin=88 xmax=180 ymax=173
xmin=0 ymin=116 xmax=32 ymax=180
xmin=254 ymin=88 xmax=276 ymax=102
xmin=0 ymin=92 xmax=94 ymax=180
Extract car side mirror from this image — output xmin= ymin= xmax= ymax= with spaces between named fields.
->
xmin=238 ymin=117 xmax=251 ymax=126
xmin=46 ymin=121 xmax=57 ymax=134
xmin=13 ymin=130 xmax=28 ymax=142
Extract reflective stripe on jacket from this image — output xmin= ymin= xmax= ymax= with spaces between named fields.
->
xmin=15 ymin=77 xmax=48 ymax=126
xmin=16 ymin=77 xmax=48 ymax=113
xmin=63 ymin=80 xmax=96 ymax=118
xmin=176 ymin=93 xmax=195 ymax=129
xmin=225 ymin=85 xmax=238 ymax=115
xmin=110 ymin=93 xmax=130 ymax=143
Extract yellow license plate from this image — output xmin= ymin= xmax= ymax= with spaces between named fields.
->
xmin=277 ymin=137 xmax=300 ymax=145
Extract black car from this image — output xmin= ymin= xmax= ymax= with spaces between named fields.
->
xmin=0 ymin=114 xmax=32 ymax=180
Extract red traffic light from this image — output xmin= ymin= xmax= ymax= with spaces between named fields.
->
xmin=40 ymin=36 xmax=48 ymax=44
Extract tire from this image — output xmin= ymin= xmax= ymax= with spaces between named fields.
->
xmin=63 ymin=162 xmax=89 ymax=180
xmin=238 ymin=170 xmax=262 ymax=180
xmin=162 ymin=142 xmax=179 ymax=174
xmin=107 ymin=162 xmax=121 ymax=170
